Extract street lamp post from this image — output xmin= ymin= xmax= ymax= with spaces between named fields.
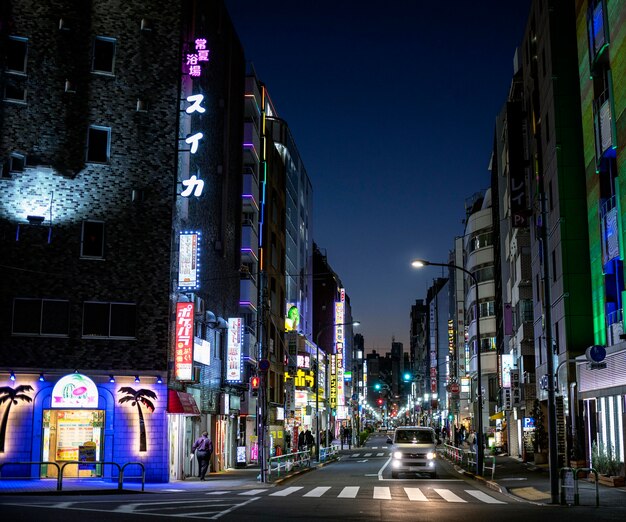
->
xmin=412 ymin=259 xmax=484 ymax=476
xmin=315 ymin=321 xmax=359 ymax=460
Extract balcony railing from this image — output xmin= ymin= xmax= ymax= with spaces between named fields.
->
xmin=606 ymin=308 xmax=623 ymax=346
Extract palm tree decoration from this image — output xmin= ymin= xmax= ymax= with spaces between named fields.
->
xmin=118 ymin=387 xmax=157 ymax=452
xmin=0 ymin=385 xmax=34 ymax=452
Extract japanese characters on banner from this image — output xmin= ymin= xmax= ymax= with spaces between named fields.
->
xmin=284 ymin=379 xmax=295 ymax=418
xmin=175 ymin=302 xmax=194 ymax=381
xmin=179 ymin=36 xmax=211 ymax=200
xmin=329 ymin=354 xmax=337 ymax=409
xmin=178 ymin=231 xmax=200 ymax=290
xmin=335 ymin=288 xmax=345 ymax=418
xmin=226 ymin=318 xmax=243 ymax=383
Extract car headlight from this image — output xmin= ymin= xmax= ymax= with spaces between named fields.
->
xmin=393 ymin=451 xmax=403 ymax=459
xmin=426 ymin=452 xmax=435 ymax=460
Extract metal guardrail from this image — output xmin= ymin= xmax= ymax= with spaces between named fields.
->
xmin=268 ymin=450 xmax=311 ymax=479
xmin=441 ymin=444 xmax=495 ymax=480
xmin=0 ymin=460 xmax=145 ymax=491
xmin=319 ymin=444 xmax=340 ymax=462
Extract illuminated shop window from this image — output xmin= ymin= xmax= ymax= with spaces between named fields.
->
xmin=86 ymin=126 xmax=111 ymax=163
xmin=92 ymin=37 xmax=116 ymax=74
xmin=82 ymin=302 xmax=136 ymax=338
xmin=80 ymin=220 xmax=105 ymax=258
xmin=12 ymin=298 xmax=69 ymax=336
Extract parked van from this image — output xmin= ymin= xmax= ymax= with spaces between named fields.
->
xmin=387 ymin=426 xmax=439 ymax=479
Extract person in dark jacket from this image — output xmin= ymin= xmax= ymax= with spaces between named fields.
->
xmin=191 ymin=431 xmax=213 ymax=480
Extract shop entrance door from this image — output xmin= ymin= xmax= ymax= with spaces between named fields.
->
xmin=42 ymin=409 xmax=105 ymax=478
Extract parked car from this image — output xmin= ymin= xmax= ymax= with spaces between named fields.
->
xmin=387 ymin=426 xmax=439 ymax=479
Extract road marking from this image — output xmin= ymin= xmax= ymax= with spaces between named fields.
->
xmin=351 ymin=453 xmax=361 ymax=457
xmin=364 ymin=453 xmax=373 ymax=457
xmin=337 ymin=486 xmax=359 ymax=498
xmin=434 ymin=488 xmax=467 ymax=503
xmin=269 ymin=486 xmax=303 ymax=497
xmin=239 ymin=489 xmax=267 ymax=496
xmin=404 ymin=487 xmax=429 ymax=501
xmin=465 ymin=490 xmax=505 ymax=504
xmin=373 ymin=486 xmax=391 ymax=500
xmin=357 ymin=459 xmax=369 ymax=463
xmin=206 ymin=491 xmax=230 ymax=495
xmin=303 ymin=486 xmax=331 ymax=497
xmin=212 ymin=496 xmax=261 ymax=520
xmin=376 ymin=452 xmax=385 ymax=457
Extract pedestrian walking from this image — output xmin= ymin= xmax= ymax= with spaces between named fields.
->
xmin=298 ymin=429 xmax=305 ymax=451
xmin=305 ymin=428 xmax=314 ymax=451
xmin=467 ymin=429 xmax=476 ymax=452
xmin=191 ymin=431 xmax=213 ymax=481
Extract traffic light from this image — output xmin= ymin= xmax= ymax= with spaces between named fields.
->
xmin=377 ymin=398 xmax=383 ymax=406
xmin=250 ymin=375 xmax=260 ymax=396
xmin=403 ymin=372 xmax=411 ymax=381
xmin=374 ymin=383 xmax=381 ymax=390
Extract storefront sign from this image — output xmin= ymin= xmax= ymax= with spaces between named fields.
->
xmin=175 ymin=302 xmax=194 ymax=381
xmin=329 ymin=354 xmax=337 ymax=409
xmin=51 ymin=373 xmax=98 ymax=408
xmin=193 ymin=337 xmax=210 ymax=366
xmin=178 ymin=232 xmax=200 ymax=290
xmin=226 ymin=318 xmax=243 ymax=383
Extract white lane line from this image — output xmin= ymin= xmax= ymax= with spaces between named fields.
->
xmin=303 ymin=486 xmax=331 ymax=497
xmin=373 ymin=487 xmax=391 ymax=500
xmin=269 ymin=486 xmax=303 ymax=497
xmin=404 ymin=487 xmax=429 ymax=501
xmin=239 ymin=489 xmax=267 ymax=496
xmin=212 ymin=496 xmax=261 ymax=520
xmin=337 ymin=486 xmax=359 ymax=498
xmin=434 ymin=488 xmax=467 ymax=503
xmin=465 ymin=490 xmax=505 ymax=504
xmin=206 ymin=491 xmax=230 ymax=495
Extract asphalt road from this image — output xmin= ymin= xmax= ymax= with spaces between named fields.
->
xmin=1 ymin=433 xmax=624 ymax=521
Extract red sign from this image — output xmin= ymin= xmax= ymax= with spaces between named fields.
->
xmin=175 ymin=302 xmax=194 ymax=380
xmin=450 ymin=383 xmax=460 ymax=394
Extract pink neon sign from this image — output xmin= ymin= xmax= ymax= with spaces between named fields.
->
xmin=186 ymin=38 xmax=210 ymax=77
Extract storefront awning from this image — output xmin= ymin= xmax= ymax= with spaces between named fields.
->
xmin=489 ymin=411 xmax=505 ymax=420
xmin=167 ymin=390 xmax=200 ymax=415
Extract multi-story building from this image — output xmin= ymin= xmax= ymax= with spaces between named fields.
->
xmin=491 ymin=64 xmax=536 ymax=459
xmin=522 ymin=0 xmax=593 ymax=466
xmin=461 ymin=191 xmax=498 ymax=441
xmin=575 ymin=0 xmax=626 ymax=467
xmin=0 ymin=0 xmax=245 ymax=482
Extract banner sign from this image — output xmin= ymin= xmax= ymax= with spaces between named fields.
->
xmin=226 ymin=318 xmax=243 ymax=383
xmin=175 ymin=302 xmax=194 ymax=380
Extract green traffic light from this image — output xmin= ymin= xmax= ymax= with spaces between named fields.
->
xmin=374 ymin=383 xmax=381 ymax=390
xmin=403 ymin=373 xmax=411 ymax=381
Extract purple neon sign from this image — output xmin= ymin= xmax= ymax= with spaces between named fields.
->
xmin=186 ymin=38 xmax=210 ymax=77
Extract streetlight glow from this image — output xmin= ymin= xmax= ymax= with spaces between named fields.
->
xmin=412 ymin=257 xmax=485 ymax=476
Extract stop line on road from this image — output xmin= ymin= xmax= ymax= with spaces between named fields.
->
xmin=217 ymin=485 xmax=507 ymax=504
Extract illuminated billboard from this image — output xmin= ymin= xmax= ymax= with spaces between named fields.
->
xmin=175 ymin=302 xmax=194 ymax=381
xmin=226 ymin=318 xmax=243 ymax=383
xmin=178 ymin=232 xmax=200 ymax=290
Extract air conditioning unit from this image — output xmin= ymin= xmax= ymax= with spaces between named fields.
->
xmin=194 ymin=296 xmax=205 ymax=316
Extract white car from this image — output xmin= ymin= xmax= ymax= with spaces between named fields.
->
xmin=387 ymin=426 xmax=439 ymax=479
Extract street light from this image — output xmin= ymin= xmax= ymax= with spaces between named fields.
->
xmin=315 ymin=320 xmax=360 ymax=460
xmin=412 ymin=258 xmax=485 ymax=476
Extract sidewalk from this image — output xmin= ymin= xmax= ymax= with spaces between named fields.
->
xmin=455 ymin=453 xmax=626 ymax=507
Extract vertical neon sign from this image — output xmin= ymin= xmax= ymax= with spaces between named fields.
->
xmin=175 ymin=302 xmax=194 ymax=381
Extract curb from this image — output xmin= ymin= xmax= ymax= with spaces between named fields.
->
xmin=272 ymin=457 xmax=339 ymax=485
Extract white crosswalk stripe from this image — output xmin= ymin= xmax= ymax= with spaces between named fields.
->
xmin=239 ymin=489 xmax=267 ymax=496
xmin=376 ymin=452 xmax=385 ymax=456
xmin=373 ymin=487 xmax=391 ymax=500
xmin=270 ymin=486 xmax=303 ymax=497
xmin=404 ymin=487 xmax=429 ymax=501
xmin=231 ymin=486 xmax=506 ymax=504
xmin=434 ymin=488 xmax=467 ymax=503
xmin=363 ymin=452 xmax=373 ymax=457
xmin=465 ymin=490 xmax=505 ymax=504
xmin=303 ymin=486 xmax=331 ymax=497
xmin=337 ymin=486 xmax=359 ymax=498
xmin=351 ymin=453 xmax=361 ymax=457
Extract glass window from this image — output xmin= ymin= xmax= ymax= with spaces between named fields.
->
xmin=469 ymin=232 xmax=493 ymax=253
xmin=87 ymin=126 xmax=110 ymax=163
xmin=3 ymin=81 xmax=26 ymax=103
xmin=12 ymin=298 xmax=69 ymax=336
xmin=92 ymin=37 xmax=116 ymax=74
xmin=81 ymin=220 xmax=105 ymax=258
xmin=6 ymin=36 xmax=28 ymax=73
xmin=83 ymin=302 xmax=136 ymax=338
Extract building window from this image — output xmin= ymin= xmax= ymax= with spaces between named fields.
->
xmin=92 ymin=37 xmax=116 ymax=74
xmin=10 ymin=153 xmax=25 ymax=172
xmin=6 ymin=36 xmax=28 ymax=74
xmin=469 ymin=232 xmax=493 ymax=253
xmin=81 ymin=220 xmax=105 ymax=258
xmin=12 ymin=298 xmax=69 ymax=336
xmin=83 ymin=302 xmax=136 ymax=338
xmin=552 ymin=249 xmax=557 ymax=282
xmin=86 ymin=126 xmax=111 ymax=163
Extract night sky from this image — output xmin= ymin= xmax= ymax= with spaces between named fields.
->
xmin=225 ymin=1 xmax=532 ymax=352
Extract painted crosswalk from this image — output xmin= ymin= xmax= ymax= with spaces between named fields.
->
xmin=350 ymin=452 xmax=388 ymax=458
xmin=228 ymin=486 xmax=508 ymax=504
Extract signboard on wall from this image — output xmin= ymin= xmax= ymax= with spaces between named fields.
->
xmin=51 ymin=373 xmax=98 ymax=408
xmin=175 ymin=302 xmax=194 ymax=381
xmin=226 ymin=318 xmax=243 ymax=383
xmin=178 ymin=232 xmax=200 ymax=290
